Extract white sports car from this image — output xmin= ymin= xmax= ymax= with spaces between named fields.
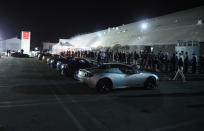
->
xmin=76 ymin=63 xmax=159 ymax=93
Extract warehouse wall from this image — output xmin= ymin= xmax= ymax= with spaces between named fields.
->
xmin=0 ymin=37 xmax=21 ymax=52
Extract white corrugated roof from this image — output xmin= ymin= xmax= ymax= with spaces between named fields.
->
xmin=65 ymin=6 xmax=204 ymax=48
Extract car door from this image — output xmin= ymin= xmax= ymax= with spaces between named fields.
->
xmin=126 ymin=70 xmax=143 ymax=87
xmin=107 ymin=68 xmax=127 ymax=88
xmin=119 ymin=66 xmax=142 ymax=87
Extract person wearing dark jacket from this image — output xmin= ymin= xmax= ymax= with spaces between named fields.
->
xmin=184 ymin=52 xmax=189 ymax=74
xmin=178 ymin=55 xmax=183 ymax=70
xmin=191 ymin=54 xmax=197 ymax=74
xmin=170 ymin=53 xmax=176 ymax=78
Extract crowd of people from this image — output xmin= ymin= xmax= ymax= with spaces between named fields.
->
xmin=60 ymin=49 xmax=204 ymax=77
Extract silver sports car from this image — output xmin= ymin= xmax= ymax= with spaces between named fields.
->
xmin=76 ymin=63 xmax=159 ymax=93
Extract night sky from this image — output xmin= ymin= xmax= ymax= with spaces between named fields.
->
xmin=0 ymin=0 xmax=203 ymax=48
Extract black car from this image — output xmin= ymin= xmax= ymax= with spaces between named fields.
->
xmin=49 ymin=55 xmax=65 ymax=68
xmin=56 ymin=57 xmax=72 ymax=72
xmin=60 ymin=58 xmax=99 ymax=77
xmin=11 ymin=52 xmax=29 ymax=58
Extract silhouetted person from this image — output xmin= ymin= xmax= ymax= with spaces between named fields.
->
xmin=178 ymin=54 xmax=184 ymax=70
xmin=21 ymin=49 xmax=24 ymax=54
xmin=164 ymin=52 xmax=169 ymax=72
xmin=184 ymin=52 xmax=189 ymax=74
xmin=199 ymin=55 xmax=204 ymax=74
xmin=170 ymin=53 xmax=176 ymax=78
xmin=191 ymin=54 xmax=197 ymax=74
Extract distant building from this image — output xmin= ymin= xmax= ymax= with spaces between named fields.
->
xmin=0 ymin=37 xmax=21 ymax=53
xmin=42 ymin=42 xmax=57 ymax=52
xmin=52 ymin=39 xmax=74 ymax=54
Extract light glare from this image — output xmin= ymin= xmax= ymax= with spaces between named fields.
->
xmin=141 ymin=23 xmax=148 ymax=29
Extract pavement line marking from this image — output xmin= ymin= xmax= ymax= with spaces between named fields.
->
xmin=50 ymin=80 xmax=109 ymax=131
xmin=49 ymin=87 xmax=86 ymax=131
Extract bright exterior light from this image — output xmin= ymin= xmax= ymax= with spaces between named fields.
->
xmin=97 ymin=33 xmax=102 ymax=37
xmin=141 ymin=23 xmax=148 ymax=29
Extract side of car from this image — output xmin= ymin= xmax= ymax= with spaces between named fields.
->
xmin=77 ymin=64 xmax=159 ymax=93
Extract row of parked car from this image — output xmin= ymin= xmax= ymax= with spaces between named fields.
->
xmin=37 ymin=53 xmax=159 ymax=93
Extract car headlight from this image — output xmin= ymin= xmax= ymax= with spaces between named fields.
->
xmin=61 ymin=64 xmax=68 ymax=69
xmin=51 ymin=60 xmax=54 ymax=63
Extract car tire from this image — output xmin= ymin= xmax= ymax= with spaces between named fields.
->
xmin=144 ymin=77 xmax=157 ymax=89
xmin=96 ymin=79 xmax=112 ymax=93
xmin=73 ymin=71 xmax=78 ymax=80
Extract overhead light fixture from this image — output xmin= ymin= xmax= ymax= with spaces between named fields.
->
xmin=141 ymin=23 xmax=148 ymax=29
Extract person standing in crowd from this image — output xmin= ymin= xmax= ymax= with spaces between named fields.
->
xmin=97 ymin=52 xmax=101 ymax=64
xmin=170 ymin=53 xmax=176 ymax=78
xmin=164 ymin=52 xmax=169 ymax=72
xmin=201 ymin=55 xmax=204 ymax=74
xmin=151 ymin=52 xmax=156 ymax=71
xmin=146 ymin=53 xmax=152 ymax=69
xmin=184 ymin=52 xmax=189 ymax=74
xmin=178 ymin=53 xmax=184 ymax=70
xmin=159 ymin=51 xmax=164 ymax=72
xmin=199 ymin=55 xmax=204 ymax=74
xmin=134 ymin=51 xmax=139 ymax=65
xmin=140 ymin=51 xmax=144 ymax=67
xmin=175 ymin=52 xmax=179 ymax=71
xmin=127 ymin=52 xmax=131 ymax=65
xmin=173 ymin=53 xmax=186 ymax=82
xmin=191 ymin=53 xmax=197 ymax=74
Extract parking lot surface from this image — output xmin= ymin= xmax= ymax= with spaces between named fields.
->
xmin=0 ymin=57 xmax=204 ymax=131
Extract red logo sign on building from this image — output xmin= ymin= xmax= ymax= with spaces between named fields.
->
xmin=23 ymin=32 xmax=29 ymax=39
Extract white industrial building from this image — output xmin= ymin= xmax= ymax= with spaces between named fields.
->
xmin=0 ymin=31 xmax=31 ymax=55
xmin=0 ymin=37 xmax=21 ymax=53
xmin=52 ymin=6 xmax=204 ymax=59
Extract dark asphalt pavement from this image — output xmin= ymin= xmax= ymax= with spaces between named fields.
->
xmin=0 ymin=57 xmax=204 ymax=131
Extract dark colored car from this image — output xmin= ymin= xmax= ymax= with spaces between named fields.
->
xmin=60 ymin=58 xmax=99 ymax=77
xmin=56 ymin=57 xmax=72 ymax=72
xmin=49 ymin=55 xmax=65 ymax=68
xmin=37 ymin=53 xmax=44 ymax=60
xmin=11 ymin=52 xmax=29 ymax=58
xmin=46 ymin=54 xmax=62 ymax=65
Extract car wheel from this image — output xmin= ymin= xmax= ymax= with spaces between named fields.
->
xmin=144 ymin=77 xmax=157 ymax=89
xmin=73 ymin=71 xmax=78 ymax=80
xmin=96 ymin=79 xmax=112 ymax=93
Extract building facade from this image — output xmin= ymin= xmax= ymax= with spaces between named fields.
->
xmin=0 ymin=37 xmax=21 ymax=53
xmin=58 ymin=6 xmax=204 ymax=57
